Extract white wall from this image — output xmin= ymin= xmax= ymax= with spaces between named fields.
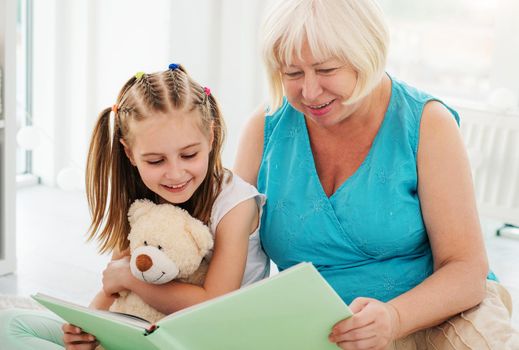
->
xmin=31 ymin=0 xmax=275 ymax=186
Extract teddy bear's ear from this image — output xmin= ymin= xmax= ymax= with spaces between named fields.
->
xmin=184 ymin=214 xmax=214 ymax=257
xmin=128 ymin=199 xmax=156 ymax=227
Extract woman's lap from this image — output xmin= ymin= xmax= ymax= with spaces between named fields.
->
xmin=392 ymin=281 xmax=519 ymax=349
xmin=0 ymin=308 xmax=65 ymax=350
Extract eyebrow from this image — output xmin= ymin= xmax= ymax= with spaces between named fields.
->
xmin=287 ymin=61 xmax=331 ymax=68
xmin=141 ymin=142 xmax=201 ymax=157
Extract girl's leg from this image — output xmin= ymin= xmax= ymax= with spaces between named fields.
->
xmin=0 ymin=308 xmax=65 ymax=350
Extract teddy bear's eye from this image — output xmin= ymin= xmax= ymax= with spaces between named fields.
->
xmin=144 ymin=241 xmax=148 ymax=246
xmin=158 ymin=245 xmax=163 ymax=250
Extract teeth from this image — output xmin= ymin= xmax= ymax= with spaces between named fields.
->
xmin=310 ymin=101 xmax=332 ymax=109
xmin=166 ymin=181 xmax=187 ymax=189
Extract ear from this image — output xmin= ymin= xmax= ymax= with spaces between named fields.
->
xmin=128 ymin=199 xmax=156 ymax=227
xmin=120 ymin=138 xmax=136 ymax=166
xmin=184 ymin=213 xmax=214 ymax=256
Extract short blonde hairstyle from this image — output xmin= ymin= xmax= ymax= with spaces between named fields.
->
xmin=261 ymin=0 xmax=389 ymax=111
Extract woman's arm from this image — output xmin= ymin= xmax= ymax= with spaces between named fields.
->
xmin=329 ymin=101 xmax=489 ymax=349
xmin=233 ymin=105 xmax=266 ymax=186
xmin=388 ymin=100 xmax=489 ymax=338
xmin=102 ymin=198 xmax=259 ymax=314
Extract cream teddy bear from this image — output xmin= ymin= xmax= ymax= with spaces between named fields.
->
xmin=109 ymin=199 xmax=214 ymax=324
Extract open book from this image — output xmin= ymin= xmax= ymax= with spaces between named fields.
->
xmin=32 ymin=262 xmax=352 ymax=350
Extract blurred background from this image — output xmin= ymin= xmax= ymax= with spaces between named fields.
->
xmin=1 ymin=0 xmax=519 ymax=326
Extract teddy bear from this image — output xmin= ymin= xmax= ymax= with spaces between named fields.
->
xmin=109 ymin=199 xmax=214 ymax=324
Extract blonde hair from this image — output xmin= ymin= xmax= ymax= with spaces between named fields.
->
xmin=86 ymin=65 xmax=226 ymax=254
xmin=261 ymin=0 xmax=389 ymax=111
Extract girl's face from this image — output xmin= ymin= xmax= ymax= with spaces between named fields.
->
xmin=123 ymin=110 xmax=212 ymax=205
xmin=281 ymin=41 xmax=360 ymax=128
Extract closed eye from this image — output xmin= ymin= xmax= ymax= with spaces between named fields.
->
xmin=283 ymin=71 xmax=303 ymax=79
xmin=146 ymin=159 xmax=164 ymax=165
xmin=181 ymin=152 xmax=198 ymax=159
xmin=317 ymin=68 xmax=337 ymax=74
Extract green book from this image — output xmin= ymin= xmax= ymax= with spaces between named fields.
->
xmin=32 ymin=262 xmax=352 ymax=350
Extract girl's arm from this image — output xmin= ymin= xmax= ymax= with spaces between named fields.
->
xmin=102 ymin=198 xmax=259 ymax=314
xmin=90 ymin=248 xmax=129 ymax=310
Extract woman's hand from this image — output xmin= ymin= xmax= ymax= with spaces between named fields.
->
xmin=102 ymin=255 xmax=132 ymax=297
xmin=62 ymin=323 xmax=99 ymax=350
xmin=329 ymin=297 xmax=400 ymax=350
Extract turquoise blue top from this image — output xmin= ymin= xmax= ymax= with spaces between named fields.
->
xmin=258 ymin=77 xmax=461 ymax=304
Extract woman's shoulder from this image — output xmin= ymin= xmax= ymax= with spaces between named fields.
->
xmin=391 ymin=76 xmax=435 ymax=104
xmin=265 ymin=97 xmax=295 ymax=124
xmin=389 ymin=76 xmax=460 ymax=125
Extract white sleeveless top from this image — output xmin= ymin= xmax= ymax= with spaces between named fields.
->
xmin=208 ymin=172 xmax=269 ymax=286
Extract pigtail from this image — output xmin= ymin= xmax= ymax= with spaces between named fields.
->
xmin=207 ymin=92 xmax=226 ymax=170
xmin=86 ymin=108 xmax=156 ymax=253
xmin=182 ymin=85 xmax=228 ymax=225
xmin=85 ymin=107 xmax=115 ymax=252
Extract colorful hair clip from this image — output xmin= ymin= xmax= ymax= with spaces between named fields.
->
xmin=204 ymin=87 xmax=211 ymax=96
xmin=135 ymin=71 xmax=145 ymax=80
xmin=112 ymin=104 xmax=119 ymax=114
xmin=168 ymin=63 xmax=179 ymax=70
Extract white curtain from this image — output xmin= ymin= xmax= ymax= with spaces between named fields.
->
xmin=31 ymin=0 xmax=276 ymax=186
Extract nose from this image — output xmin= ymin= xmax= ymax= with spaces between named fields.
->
xmin=136 ymin=254 xmax=153 ymax=272
xmin=164 ymin=160 xmax=185 ymax=180
xmin=301 ymin=72 xmax=323 ymax=101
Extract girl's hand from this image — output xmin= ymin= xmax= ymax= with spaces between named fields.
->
xmin=102 ymin=256 xmax=132 ymax=296
xmin=62 ymin=323 xmax=99 ymax=350
xmin=329 ymin=297 xmax=400 ymax=350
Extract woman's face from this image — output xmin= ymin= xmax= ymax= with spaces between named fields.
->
xmin=281 ymin=41 xmax=359 ymax=128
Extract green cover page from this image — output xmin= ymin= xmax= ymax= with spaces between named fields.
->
xmin=32 ymin=294 xmax=156 ymax=350
xmin=33 ymin=262 xmax=352 ymax=350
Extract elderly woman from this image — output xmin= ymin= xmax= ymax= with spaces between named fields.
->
xmin=235 ymin=0 xmax=518 ymax=348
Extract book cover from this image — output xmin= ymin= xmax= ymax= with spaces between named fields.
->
xmin=33 ymin=262 xmax=353 ymax=350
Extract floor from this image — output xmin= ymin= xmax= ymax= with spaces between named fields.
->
xmin=1 ymin=185 xmax=519 ymax=329
xmin=0 ymin=186 xmax=110 ymax=305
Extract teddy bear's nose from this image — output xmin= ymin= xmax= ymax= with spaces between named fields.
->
xmin=136 ymin=254 xmax=153 ymax=272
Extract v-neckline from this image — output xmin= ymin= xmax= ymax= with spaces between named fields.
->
xmin=302 ymin=75 xmax=395 ymax=201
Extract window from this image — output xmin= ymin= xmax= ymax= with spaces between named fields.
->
xmin=379 ymin=0 xmax=519 ymax=108
xmin=16 ymin=0 xmax=33 ymax=175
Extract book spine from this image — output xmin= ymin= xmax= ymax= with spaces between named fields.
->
xmin=146 ymin=327 xmax=185 ymax=350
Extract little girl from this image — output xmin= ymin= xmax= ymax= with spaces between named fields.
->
xmin=0 ymin=64 xmax=269 ymax=350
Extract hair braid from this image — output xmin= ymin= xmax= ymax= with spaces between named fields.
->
xmin=165 ymin=68 xmax=187 ymax=108
xmin=138 ymin=74 xmax=165 ymax=112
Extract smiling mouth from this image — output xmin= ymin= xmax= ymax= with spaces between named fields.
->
xmin=307 ymin=100 xmax=334 ymax=110
xmin=162 ymin=180 xmax=190 ymax=191
xmin=153 ymin=272 xmax=166 ymax=283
